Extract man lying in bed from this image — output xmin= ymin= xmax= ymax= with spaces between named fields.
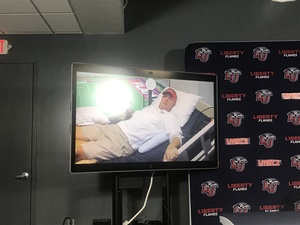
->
xmin=75 ymin=88 xmax=183 ymax=163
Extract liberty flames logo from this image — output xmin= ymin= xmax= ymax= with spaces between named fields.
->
xmin=230 ymin=156 xmax=248 ymax=172
xmin=262 ymin=178 xmax=280 ymax=194
xmin=290 ymin=154 xmax=300 ymax=170
xmin=227 ymin=111 xmax=244 ymax=127
xmin=294 ymin=201 xmax=300 ymax=212
xmin=201 ymin=181 xmax=219 ymax=197
xmin=224 ymin=68 xmax=242 ymax=83
xmin=195 ymin=47 xmax=212 ymax=62
xmin=255 ymin=89 xmax=273 ymax=104
xmin=283 ymin=67 xmax=299 ymax=82
xmin=258 ymin=133 xmax=276 ymax=148
xmin=253 ymin=46 xmax=270 ymax=61
xmin=287 ymin=110 xmax=300 ymax=125
xmin=232 ymin=202 xmax=251 ymax=213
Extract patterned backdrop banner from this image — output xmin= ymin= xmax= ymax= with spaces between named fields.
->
xmin=185 ymin=41 xmax=300 ymax=225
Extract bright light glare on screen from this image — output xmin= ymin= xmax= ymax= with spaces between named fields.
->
xmin=95 ymin=80 xmax=132 ymax=117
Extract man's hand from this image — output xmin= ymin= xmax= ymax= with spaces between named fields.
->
xmin=163 ymin=145 xmax=178 ymax=161
xmin=163 ymin=137 xmax=181 ymax=161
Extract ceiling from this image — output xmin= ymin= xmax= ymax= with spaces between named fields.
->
xmin=0 ymin=0 xmax=125 ymax=35
xmin=0 ymin=0 xmax=297 ymax=35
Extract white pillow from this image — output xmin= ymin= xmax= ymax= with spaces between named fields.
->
xmin=138 ymin=132 xmax=168 ymax=153
xmin=76 ymin=107 xmax=109 ymax=125
xmin=152 ymin=87 xmax=202 ymax=127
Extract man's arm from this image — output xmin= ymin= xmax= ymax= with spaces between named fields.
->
xmin=163 ymin=136 xmax=181 ymax=161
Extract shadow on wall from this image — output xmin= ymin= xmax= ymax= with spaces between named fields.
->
xmin=164 ymin=49 xmax=185 ymax=71
xmin=124 ymin=0 xmax=186 ymax=33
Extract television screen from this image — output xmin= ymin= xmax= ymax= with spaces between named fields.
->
xmin=70 ymin=63 xmax=219 ymax=173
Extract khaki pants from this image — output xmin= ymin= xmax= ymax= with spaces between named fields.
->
xmin=81 ymin=124 xmax=134 ymax=161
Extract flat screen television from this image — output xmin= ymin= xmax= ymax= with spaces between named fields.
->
xmin=70 ymin=63 xmax=219 ymax=173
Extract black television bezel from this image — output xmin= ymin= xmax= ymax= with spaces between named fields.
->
xmin=70 ymin=62 xmax=219 ymax=173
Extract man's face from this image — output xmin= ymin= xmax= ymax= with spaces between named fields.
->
xmin=158 ymin=93 xmax=176 ymax=112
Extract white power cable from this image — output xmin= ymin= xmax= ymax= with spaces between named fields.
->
xmin=123 ymin=172 xmax=155 ymax=225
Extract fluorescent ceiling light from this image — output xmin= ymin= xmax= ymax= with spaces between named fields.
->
xmin=272 ymin=0 xmax=296 ymax=2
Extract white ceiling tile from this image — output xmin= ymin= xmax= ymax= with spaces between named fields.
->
xmin=70 ymin=0 xmax=124 ymax=34
xmin=42 ymin=13 xmax=81 ymax=33
xmin=0 ymin=14 xmax=52 ymax=34
xmin=0 ymin=0 xmax=125 ymax=34
xmin=32 ymin=0 xmax=73 ymax=13
xmin=0 ymin=0 xmax=37 ymax=13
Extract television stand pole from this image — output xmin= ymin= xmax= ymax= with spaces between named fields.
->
xmin=113 ymin=173 xmax=122 ymax=225
xmin=112 ymin=172 xmax=171 ymax=225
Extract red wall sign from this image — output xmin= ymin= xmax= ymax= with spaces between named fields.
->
xmin=0 ymin=40 xmax=11 ymax=54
